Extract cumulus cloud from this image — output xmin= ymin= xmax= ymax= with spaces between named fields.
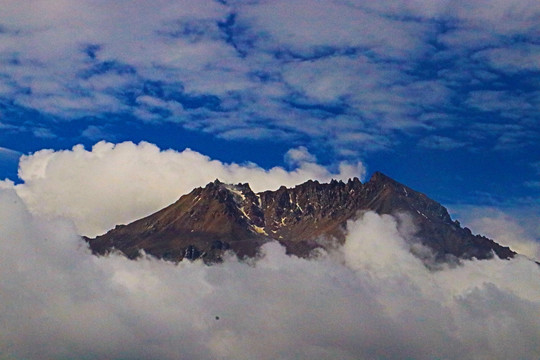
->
xmin=13 ymin=141 xmax=366 ymax=236
xmin=1 ymin=188 xmax=539 ymax=360
xmin=284 ymin=146 xmax=317 ymax=166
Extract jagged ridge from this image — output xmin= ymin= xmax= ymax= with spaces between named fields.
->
xmin=87 ymin=172 xmax=515 ymax=263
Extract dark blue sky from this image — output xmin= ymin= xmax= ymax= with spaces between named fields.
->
xmin=0 ymin=0 xmax=539 ymax=220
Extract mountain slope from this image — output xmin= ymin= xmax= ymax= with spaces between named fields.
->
xmin=87 ymin=180 xmax=268 ymax=261
xmin=87 ymin=172 xmax=515 ymax=263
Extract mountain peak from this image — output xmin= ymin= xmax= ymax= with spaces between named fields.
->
xmin=87 ymin=174 xmax=515 ymax=263
xmin=347 ymin=176 xmax=362 ymax=185
xmin=205 ymin=178 xmax=223 ymax=187
xmin=369 ymin=171 xmax=391 ymax=182
xmin=368 ymin=171 xmax=405 ymax=188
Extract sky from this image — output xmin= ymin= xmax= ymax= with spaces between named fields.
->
xmin=0 ymin=1 xmax=540 ymax=358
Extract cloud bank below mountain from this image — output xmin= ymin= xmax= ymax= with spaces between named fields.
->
xmin=0 ymin=187 xmax=539 ymax=360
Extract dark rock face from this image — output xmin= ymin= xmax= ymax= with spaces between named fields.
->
xmin=86 ymin=172 xmax=515 ymax=263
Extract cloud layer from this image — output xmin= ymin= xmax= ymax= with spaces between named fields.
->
xmin=1 ymin=187 xmax=539 ymax=360
xmin=1 ymin=0 xmax=538 ymax=155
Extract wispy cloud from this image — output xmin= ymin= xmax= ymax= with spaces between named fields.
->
xmin=419 ymin=135 xmax=467 ymax=150
xmin=0 ymin=146 xmax=20 ymax=159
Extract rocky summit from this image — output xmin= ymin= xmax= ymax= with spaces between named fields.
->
xmin=86 ymin=172 xmax=515 ymax=264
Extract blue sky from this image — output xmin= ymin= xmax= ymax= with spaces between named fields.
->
xmin=0 ymin=0 xmax=538 ymax=228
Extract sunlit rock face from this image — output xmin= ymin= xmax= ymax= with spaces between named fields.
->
xmin=87 ymin=172 xmax=515 ymax=263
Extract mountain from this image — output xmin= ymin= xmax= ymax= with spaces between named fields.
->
xmin=86 ymin=172 xmax=515 ymax=264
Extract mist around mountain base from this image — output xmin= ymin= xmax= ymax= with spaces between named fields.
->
xmin=1 ymin=187 xmax=539 ymax=360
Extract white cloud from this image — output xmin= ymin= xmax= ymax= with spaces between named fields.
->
xmin=474 ymin=45 xmax=540 ymax=73
xmin=465 ymin=90 xmax=539 ymax=126
xmin=13 ymin=141 xmax=366 ymax=236
xmin=1 ymin=188 xmax=539 ymax=360
xmin=281 ymin=55 xmax=399 ymax=105
xmin=81 ymin=124 xmax=113 ymax=141
xmin=342 ymin=212 xmax=427 ymax=276
xmin=449 ymin=0 xmax=540 ymax=34
xmin=284 ymin=146 xmax=317 ymax=167
xmin=363 ymin=0 xmax=540 ymax=34
xmin=236 ymin=0 xmax=431 ymax=59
